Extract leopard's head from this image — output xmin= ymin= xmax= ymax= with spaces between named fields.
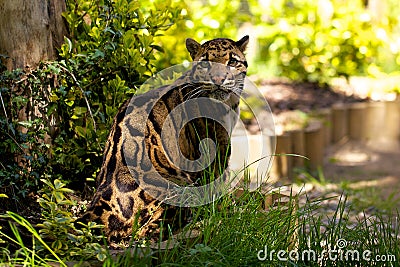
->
xmin=185 ymin=36 xmax=249 ymax=102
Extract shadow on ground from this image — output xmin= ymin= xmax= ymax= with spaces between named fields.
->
xmin=324 ymin=139 xmax=400 ymax=210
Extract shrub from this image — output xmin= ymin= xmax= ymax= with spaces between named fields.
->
xmin=250 ymin=0 xmax=399 ymax=82
xmin=51 ymin=0 xmax=182 ymax=187
xmin=0 ymin=0 xmax=182 ymax=196
xmin=0 ymin=63 xmax=52 ymax=199
xmin=0 ymin=179 xmax=107 ymax=264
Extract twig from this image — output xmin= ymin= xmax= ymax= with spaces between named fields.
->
xmin=3 ymin=130 xmax=26 ymax=153
xmin=14 ymin=76 xmax=28 ymax=84
xmin=58 ymin=65 xmax=97 ymax=131
xmin=0 ymin=91 xmax=26 ymax=153
xmin=0 ymin=91 xmax=8 ymax=122
xmin=82 ymin=70 xmax=118 ymax=89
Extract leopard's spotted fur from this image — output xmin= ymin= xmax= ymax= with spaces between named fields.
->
xmin=79 ymin=36 xmax=249 ymax=243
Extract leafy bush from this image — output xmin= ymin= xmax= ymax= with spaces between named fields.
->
xmin=0 ymin=64 xmax=53 ymax=199
xmin=0 ymin=0 xmax=182 ymax=197
xmin=155 ymin=0 xmax=400 ymax=81
xmin=51 ymin=0 xmax=182 ymax=186
xmin=36 ymin=178 xmax=107 ymax=261
xmin=0 ymin=179 xmax=106 ymax=264
xmin=250 ymin=0 xmax=400 ymax=82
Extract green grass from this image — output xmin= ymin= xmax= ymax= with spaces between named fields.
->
xmin=339 ymin=182 xmax=400 ymax=214
xmin=1 ymin=177 xmax=399 ymax=266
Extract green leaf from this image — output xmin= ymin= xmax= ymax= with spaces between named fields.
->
xmin=91 ymin=49 xmax=105 ymax=59
xmin=52 ymin=239 xmax=64 ymax=250
xmin=73 ymin=106 xmax=88 ymax=116
xmin=65 ymin=37 xmax=73 ymax=53
xmin=53 ymin=179 xmax=66 ymax=190
xmin=75 ymin=126 xmax=86 ymax=138
xmin=65 ymin=100 xmax=74 ymax=107
xmin=41 ymin=179 xmax=55 ymax=189
xmin=48 ymin=64 xmax=61 ymax=74
xmin=128 ymin=1 xmax=140 ymax=12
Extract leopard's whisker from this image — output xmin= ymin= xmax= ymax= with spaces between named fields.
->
xmin=188 ymin=88 xmax=207 ymax=99
xmin=183 ymin=87 xmax=204 ymax=100
xmin=80 ymin=36 xmax=249 ymax=245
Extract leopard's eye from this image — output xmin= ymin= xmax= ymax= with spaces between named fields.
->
xmin=228 ymin=58 xmax=239 ymax=66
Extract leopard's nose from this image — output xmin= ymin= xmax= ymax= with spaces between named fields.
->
xmin=211 ymin=76 xmax=225 ymax=85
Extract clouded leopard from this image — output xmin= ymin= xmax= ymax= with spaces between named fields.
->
xmin=79 ymin=36 xmax=249 ymax=243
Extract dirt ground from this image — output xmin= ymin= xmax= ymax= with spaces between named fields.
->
xmin=257 ymin=78 xmax=365 ymax=114
xmin=324 ymin=139 xmax=400 ymax=208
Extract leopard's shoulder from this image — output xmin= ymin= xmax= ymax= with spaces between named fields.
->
xmin=80 ymin=36 xmax=249 ymax=244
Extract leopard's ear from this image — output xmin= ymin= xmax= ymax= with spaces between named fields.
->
xmin=236 ymin=35 xmax=249 ymax=52
xmin=186 ymin=38 xmax=201 ymax=60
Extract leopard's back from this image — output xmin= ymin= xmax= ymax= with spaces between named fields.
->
xmin=80 ymin=36 xmax=249 ymax=243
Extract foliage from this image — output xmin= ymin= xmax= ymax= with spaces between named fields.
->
xmin=0 ymin=64 xmax=53 ymax=199
xmin=167 ymin=190 xmax=298 ymax=266
xmin=0 ymin=178 xmax=106 ymax=265
xmin=2 ymin=185 xmax=399 ymax=265
xmin=153 ymin=0 xmax=400 ymax=82
xmin=154 ymin=0 xmax=250 ymax=69
xmin=36 ymin=178 xmax=107 ymax=261
xmin=52 ymin=0 xmax=181 ymax=186
xmin=1 ymin=0 xmax=399 ymax=198
xmin=249 ymin=0 xmax=400 ymax=82
xmin=0 ymin=211 xmax=65 ymax=266
xmin=1 ymin=0 xmax=400 ymax=264
xmin=0 ymin=0 xmax=181 ymax=197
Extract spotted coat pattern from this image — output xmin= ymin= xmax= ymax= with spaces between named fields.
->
xmin=79 ymin=36 xmax=249 ymax=243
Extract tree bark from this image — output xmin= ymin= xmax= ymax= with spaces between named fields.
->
xmin=0 ymin=0 xmax=68 ymax=168
xmin=0 ymin=0 xmax=68 ymax=70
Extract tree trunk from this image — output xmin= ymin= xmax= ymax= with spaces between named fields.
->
xmin=0 ymin=0 xmax=68 ymax=168
xmin=0 ymin=0 xmax=68 ymax=70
